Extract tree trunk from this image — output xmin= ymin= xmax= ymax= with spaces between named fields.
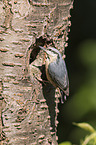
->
xmin=0 ymin=0 xmax=73 ymax=144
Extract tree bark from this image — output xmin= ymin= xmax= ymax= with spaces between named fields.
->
xmin=0 ymin=0 xmax=73 ymax=144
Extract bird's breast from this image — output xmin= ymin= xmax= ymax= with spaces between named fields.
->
xmin=45 ymin=60 xmax=57 ymax=88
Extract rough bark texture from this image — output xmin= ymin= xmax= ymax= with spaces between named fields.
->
xmin=0 ymin=0 xmax=73 ymax=144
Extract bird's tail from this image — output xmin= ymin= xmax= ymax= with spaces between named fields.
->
xmin=60 ymin=90 xmax=67 ymax=104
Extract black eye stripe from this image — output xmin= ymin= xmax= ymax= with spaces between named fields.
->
xmin=48 ymin=49 xmax=57 ymax=54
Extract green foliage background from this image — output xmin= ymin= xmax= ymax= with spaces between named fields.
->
xmin=58 ymin=0 xmax=96 ymax=144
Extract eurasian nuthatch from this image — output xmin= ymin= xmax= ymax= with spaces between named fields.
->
xmin=39 ymin=46 xmax=69 ymax=103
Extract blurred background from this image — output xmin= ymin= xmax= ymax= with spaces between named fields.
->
xmin=57 ymin=0 xmax=96 ymax=144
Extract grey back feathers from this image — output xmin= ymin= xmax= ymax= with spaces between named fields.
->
xmin=48 ymin=55 xmax=69 ymax=92
xmin=39 ymin=46 xmax=69 ymax=96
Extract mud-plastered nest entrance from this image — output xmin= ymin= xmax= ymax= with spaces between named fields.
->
xmin=25 ymin=36 xmax=54 ymax=83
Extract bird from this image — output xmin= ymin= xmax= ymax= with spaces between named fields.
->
xmin=39 ymin=46 xmax=69 ymax=103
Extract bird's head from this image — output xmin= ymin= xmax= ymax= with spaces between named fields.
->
xmin=39 ymin=46 xmax=61 ymax=63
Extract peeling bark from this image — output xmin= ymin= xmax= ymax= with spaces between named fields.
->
xmin=0 ymin=0 xmax=73 ymax=144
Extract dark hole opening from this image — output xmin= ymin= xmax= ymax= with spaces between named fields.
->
xmin=29 ymin=36 xmax=54 ymax=64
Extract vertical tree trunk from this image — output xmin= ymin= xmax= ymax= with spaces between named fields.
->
xmin=0 ymin=0 xmax=73 ymax=144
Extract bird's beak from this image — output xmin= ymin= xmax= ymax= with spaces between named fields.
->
xmin=39 ymin=46 xmax=49 ymax=56
xmin=39 ymin=46 xmax=46 ymax=52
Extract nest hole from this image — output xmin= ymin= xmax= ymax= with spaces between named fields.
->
xmin=29 ymin=36 xmax=54 ymax=64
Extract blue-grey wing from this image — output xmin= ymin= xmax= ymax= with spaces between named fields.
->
xmin=48 ymin=58 xmax=69 ymax=92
